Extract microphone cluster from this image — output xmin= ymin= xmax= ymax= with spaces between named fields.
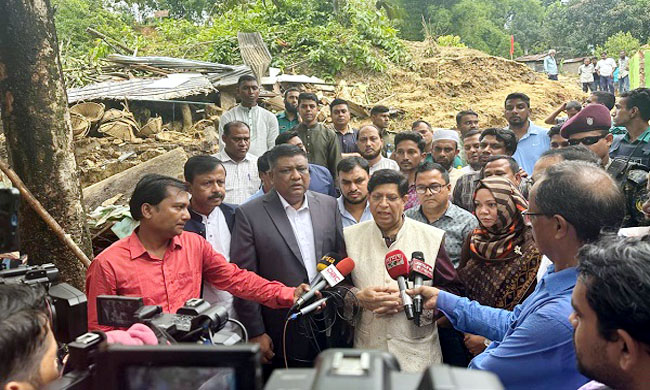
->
xmin=290 ymin=253 xmax=355 ymax=319
xmin=384 ymin=250 xmax=433 ymax=325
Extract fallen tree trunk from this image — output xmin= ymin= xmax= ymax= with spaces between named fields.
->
xmin=83 ymin=147 xmax=188 ymax=212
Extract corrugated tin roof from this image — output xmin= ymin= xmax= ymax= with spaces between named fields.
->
xmin=67 ymin=73 xmax=216 ymax=103
xmin=563 ymin=57 xmax=587 ymax=63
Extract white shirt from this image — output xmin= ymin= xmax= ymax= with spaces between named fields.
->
xmin=369 ymin=156 xmax=400 ymax=175
xmin=216 ymin=150 xmax=261 ymax=205
xmin=596 ymin=58 xmax=617 ymax=77
xmin=197 ymin=207 xmax=236 ymax=319
xmin=218 ymin=104 xmax=279 ymax=158
xmin=578 ymin=64 xmax=595 ymax=83
xmin=278 ymin=193 xmax=317 ymax=282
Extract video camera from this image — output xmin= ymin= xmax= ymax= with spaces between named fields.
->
xmin=265 ymin=349 xmax=504 ymax=390
xmin=96 ymin=295 xmax=239 ymax=344
xmin=0 ymin=263 xmax=88 ymax=344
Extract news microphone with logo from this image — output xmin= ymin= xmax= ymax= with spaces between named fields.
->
xmin=408 ymin=251 xmax=433 ymax=323
xmin=291 ymin=258 xmax=355 ymax=311
xmin=310 ymin=252 xmax=344 ymax=287
xmin=384 ymin=249 xmax=415 ymax=321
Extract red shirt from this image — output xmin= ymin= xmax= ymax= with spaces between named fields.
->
xmin=86 ymin=231 xmax=295 ymax=331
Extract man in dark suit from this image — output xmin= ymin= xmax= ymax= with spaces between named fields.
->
xmin=183 ymin=155 xmax=238 ymax=316
xmin=231 ymin=144 xmax=346 ymax=369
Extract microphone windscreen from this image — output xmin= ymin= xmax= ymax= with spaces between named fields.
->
xmin=334 ymin=258 xmax=355 ymax=276
xmin=385 ymin=249 xmax=410 ymax=279
xmin=410 ymin=259 xmax=434 ymax=280
xmin=317 ymin=252 xmax=344 ymax=271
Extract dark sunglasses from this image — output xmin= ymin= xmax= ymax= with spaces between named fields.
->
xmin=568 ymin=134 xmax=607 ymax=146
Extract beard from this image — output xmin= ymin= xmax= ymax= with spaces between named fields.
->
xmin=436 ymin=158 xmax=452 ymax=170
xmin=344 ymin=193 xmax=367 ymax=205
xmin=361 ymin=148 xmax=381 ymax=160
xmin=285 ymin=100 xmax=298 ymax=114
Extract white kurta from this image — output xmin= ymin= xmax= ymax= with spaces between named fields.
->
xmin=344 ymin=218 xmax=445 ymax=372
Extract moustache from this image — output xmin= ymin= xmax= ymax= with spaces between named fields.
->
xmin=208 ymin=193 xmax=224 ymax=201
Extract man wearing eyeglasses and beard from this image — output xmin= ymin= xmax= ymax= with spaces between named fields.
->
xmin=560 ymin=103 xmax=613 ymax=169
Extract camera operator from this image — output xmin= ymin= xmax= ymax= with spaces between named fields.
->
xmin=572 ymin=234 xmax=650 ymax=390
xmin=86 ymin=174 xmax=314 ymax=331
xmin=0 ymin=284 xmax=60 ymax=390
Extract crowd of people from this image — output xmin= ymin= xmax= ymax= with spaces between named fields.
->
xmin=3 ymin=73 xmax=650 ymax=390
xmin=545 ymin=49 xmax=631 ymax=95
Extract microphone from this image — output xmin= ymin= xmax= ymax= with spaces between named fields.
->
xmin=385 ymin=250 xmax=415 ymax=321
xmin=289 ymin=297 xmax=330 ymax=320
xmin=311 ymin=252 xmax=344 ymax=286
xmin=408 ymin=252 xmax=433 ymax=319
xmin=292 ymin=258 xmax=355 ymax=311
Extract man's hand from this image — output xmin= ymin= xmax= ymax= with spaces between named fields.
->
xmin=408 ymin=286 xmax=441 ymax=310
xmin=559 ymin=102 xmax=567 ymax=112
xmin=250 ymin=333 xmax=274 ymax=364
xmin=293 ymin=283 xmax=322 ymax=303
xmin=464 ymin=333 xmax=488 ymax=356
xmin=356 ymin=286 xmax=402 ymax=315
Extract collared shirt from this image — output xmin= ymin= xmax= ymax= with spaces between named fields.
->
xmin=216 ymin=150 xmax=261 ymax=205
xmin=579 ymin=63 xmax=595 ymax=83
xmin=618 ymin=56 xmax=629 ymax=78
xmin=609 ymin=126 xmax=650 ymax=167
xmin=508 ymin=120 xmax=551 ymax=174
xmin=369 ymin=156 xmax=400 ymax=175
xmin=86 ymin=231 xmax=295 ymax=331
xmin=309 ymin=164 xmax=336 ymax=197
xmin=276 ymin=111 xmax=299 ymax=134
xmin=405 ymin=203 xmax=478 ymax=268
xmin=543 ymin=56 xmax=558 ymax=75
xmin=244 ymin=187 xmax=265 ymax=204
xmin=337 ymin=196 xmax=373 ymax=228
xmin=404 ymin=184 xmax=420 ymax=211
xmin=195 ymin=207 xmax=235 ymax=318
xmin=293 ymin=122 xmax=341 ymax=179
xmin=437 ymin=265 xmax=588 ymax=390
xmin=219 ymin=104 xmax=279 ymax=157
xmin=277 ymin=193 xmax=317 ymax=282
xmin=596 ymin=58 xmax=617 ymax=77
xmin=334 ymin=126 xmax=360 ymax=154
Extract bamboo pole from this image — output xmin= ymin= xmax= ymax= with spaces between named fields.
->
xmin=0 ymin=159 xmax=91 ymax=268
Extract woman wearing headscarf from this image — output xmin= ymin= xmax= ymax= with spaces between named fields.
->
xmin=457 ymin=176 xmax=541 ymax=357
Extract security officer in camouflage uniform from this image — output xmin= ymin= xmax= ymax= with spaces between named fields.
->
xmin=609 ymin=88 xmax=650 ymax=227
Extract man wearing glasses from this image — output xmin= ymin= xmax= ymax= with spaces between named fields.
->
xmin=344 ymin=169 xmax=463 ymax=371
xmin=559 ymin=103 xmax=613 ymax=169
xmin=405 ymin=162 xmax=478 ymax=268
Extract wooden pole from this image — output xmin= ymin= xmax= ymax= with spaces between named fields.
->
xmin=0 ymin=160 xmax=91 ymax=268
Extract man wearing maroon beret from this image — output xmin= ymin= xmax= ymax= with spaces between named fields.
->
xmin=560 ymin=103 xmax=614 ymax=168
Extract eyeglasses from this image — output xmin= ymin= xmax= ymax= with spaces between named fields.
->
xmin=568 ymin=134 xmax=606 ymax=146
xmin=522 ymin=209 xmax=546 ymax=226
xmin=415 ymin=184 xmax=444 ymax=195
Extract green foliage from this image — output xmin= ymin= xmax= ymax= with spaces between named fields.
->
xmin=596 ymin=32 xmax=641 ymax=58
xmin=436 ymin=35 xmax=465 ymax=48
xmin=54 ymin=0 xmax=408 ymax=80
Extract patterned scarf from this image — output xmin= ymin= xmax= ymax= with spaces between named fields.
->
xmin=470 ymin=177 xmax=528 ymax=261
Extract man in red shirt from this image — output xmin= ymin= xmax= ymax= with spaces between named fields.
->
xmin=86 ymin=174 xmax=312 ymax=331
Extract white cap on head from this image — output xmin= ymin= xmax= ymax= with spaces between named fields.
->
xmin=432 ymin=129 xmax=460 ymax=149
xmin=548 ymin=49 xmax=556 ymax=55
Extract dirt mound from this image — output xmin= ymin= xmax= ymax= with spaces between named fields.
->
xmin=342 ymin=41 xmax=586 ymax=130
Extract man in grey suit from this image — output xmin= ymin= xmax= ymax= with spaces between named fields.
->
xmin=231 ymin=144 xmax=346 ymax=370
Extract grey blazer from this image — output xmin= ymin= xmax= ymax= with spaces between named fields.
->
xmin=230 ymin=189 xmax=346 ymax=364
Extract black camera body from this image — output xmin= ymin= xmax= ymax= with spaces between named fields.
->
xmin=265 ymin=349 xmax=504 ymax=390
xmin=0 ymin=263 xmax=88 ymax=344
